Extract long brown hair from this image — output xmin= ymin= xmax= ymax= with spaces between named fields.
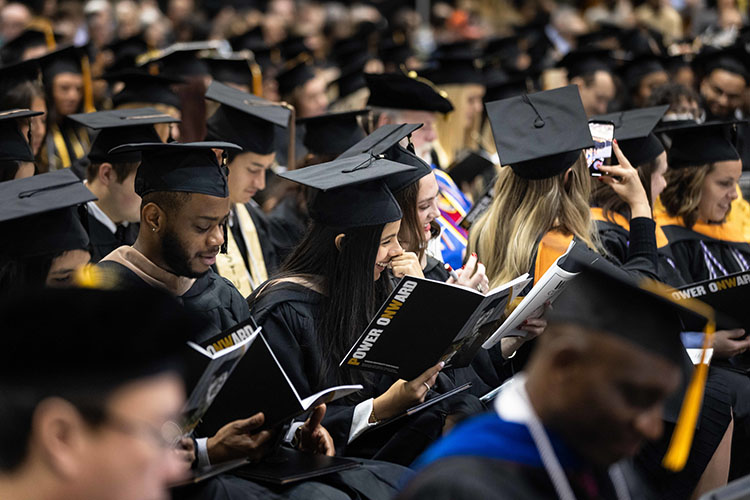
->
xmin=393 ymin=181 xmax=428 ymax=261
xmin=467 ymin=153 xmax=600 ymax=287
xmin=661 ymin=164 xmax=714 ymax=228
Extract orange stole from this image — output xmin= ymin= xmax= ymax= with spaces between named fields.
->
xmin=590 ymin=207 xmax=669 ymax=248
xmin=654 ymin=212 xmax=748 ymax=244
xmin=533 ymin=231 xmax=574 ymax=285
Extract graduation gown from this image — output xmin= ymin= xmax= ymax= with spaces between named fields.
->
xmin=267 ymin=195 xmax=309 ymax=262
xmin=248 ymin=281 xmax=486 ymax=463
xmin=96 ymin=259 xmax=251 ymax=342
xmin=655 ymin=213 xmax=750 ymax=283
xmin=86 ymin=212 xmax=139 ymax=263
xmin=400 ymin=376 xmax=654 ymax=500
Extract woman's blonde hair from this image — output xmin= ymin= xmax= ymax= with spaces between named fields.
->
xmin=467 ymin=153 xmax=599 ymax=287
xmin=661 ymin=164 xmax=714 ymax=228
xmin=435 ymin=83 xmax=485 ymax=166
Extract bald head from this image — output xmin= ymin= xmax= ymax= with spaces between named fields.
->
xmin=0 ymin=3 xmax=32 ymax=41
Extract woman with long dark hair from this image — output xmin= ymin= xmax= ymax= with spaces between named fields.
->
xmin=247 ymin=155 xmax=449 ymax=463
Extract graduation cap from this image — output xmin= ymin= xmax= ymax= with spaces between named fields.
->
xmin=448 ymin=150 xmax=496 ymax=188
xmin=483 ymin=66 xmax=533 ymax=102
xmin=620 ymin=53 xmax=666 ymax=90
xmin=67 ymin=108 xmax=178 ymax=164
xmin=297 ymin=109 xmax=368 ymax=157
xmin=276 ymin=53 xmax=316 ymax=97
xmin=0 ymin=109 xmax=43 ymax=162
xmin=104 ymin=33 xmax=149 ymax=73
xmin=329 ymin=53 xmax=369 ymax=100
xmin=229 ymin=26 xmax=266 ymax=52
xmin=425 ymin=47 xmax=484 ymax=85
xmin=378 ymin=29 xmax=413 ymax=67
xmin=279 ymin=35 xmax=311 ymax=61
xmin=0 ymin=169 xmax=94 ymax=257
xmin=558 ymin=48 xmax=615 ymax=79
xmin=205 ymin=81 xmax=289 ymax=155
xmin=278 ymin=153 xmax=415 ymax=227
xmin=693 ymin=44 xmax=749 ymax=82
xmin=365 ymin=71 xmax=454 ymax=114
xmin=39 ymin=44 xmax=84 ymax=80
xmin=0 ymin=28 xmax=56 ymax=65
xmin=485 ymin=85 xmax=593 ymax=179
xmin=658 ymin=121 xmax=740 ymax=169
xmin=104 ymin=69 xmax=184 ymax=110
xmin=205 ymin=54 xmax=256 ymax=87
xmin=331 ymin=35 xmax=370 ymax=66
xmin=550 ymin=256 xmax=717 ymax=472
xmin=109 ymin=141 xmax=241 ymax=198
xmin=137 ymin=41 xmax=222 ymax=77
xmin=483 ymin=35 xmax=523 ymax=70
xmin=0 ymin=286 xmax=208 ymax=387
xmin=591 ymin=105 xmax=669 ymax=166
xmin=0 ymin=57 xmax=43 ymax=95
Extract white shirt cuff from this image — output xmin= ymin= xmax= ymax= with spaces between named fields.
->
xmin=349 ymin=398 xmax=376 ymax=443
xmin=195 ymin=437 xmax=211 ymax=468
xmin=283 ymin=421 xmax=306 ymax=445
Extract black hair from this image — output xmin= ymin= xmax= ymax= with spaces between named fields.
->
xmin=261 ymin=222 xmax=391 ymax=389
xmin=0 ymin=385 xmax=109 ymax=472
xmin=141 ymin=191 xmax=191 ymax=214
xmin=0 ymin=252 xmax=60 ymax=300
xmin=646 ymin=83 xmax=699 ymax=110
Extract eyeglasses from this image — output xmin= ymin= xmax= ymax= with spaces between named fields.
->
xmin=101 ymin=413 xmax=184 ymax=450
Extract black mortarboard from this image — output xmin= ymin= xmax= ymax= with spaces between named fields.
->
xmin=331 ymin=35 xmax=370 ymax=66
xmin=658 ymin=121 xmax=740 ymax=168
xmin=279 ymin=35 xmax=311 ymax=61
xmin=549 ymin=256 xmax=707 ymax=365
xmin=340 ymin=123 xmax=423 ymax=158
xmin=0 ymin=29 xmax=54 ymax=65
xmin=67 ymin=108 xmax=178 ymax=164
xmin=427 ymin=40 xmax=484 ymax=85
xmin=483 ymin=66 xmax=533 ymax=102
xmin=591 ymin=105 xmax=669 ymax=166
xmin=365 ymin=71 xmax=454 ymax=113
xmin=205 ymin=54 xmax=255 ymax=86
xmin=104 ymin=33 xmax=149 ymax=73
xmin=229 ymin=26 xmax=266 ymax=52
xmin=483 ymin=35 xmax=523 ymax=70
xmin=575 ymin=26 xmax=623 ymax=50
xmin=110 ymin=141 xmax=241 ymax=197
xmin=205 ymin=81 xmax=289 ymax=155
xmin=693 ymin=44 xmax=749 ymax=82
xmin=486 ymin=85 xmax=593 ymax=179
xmin=0 ymin=286 xmax=208 ymax=385
xmin=329 ymin=53 xmax=369 ymax=100
xmin=620 ymin=53 xmax=666 ymax=90
xmin=0 ymin=169 xmax=94 ymax=257
xmin=448 ymin=150 xmax=496 ymax=188
xmin=0 ymin=57 xmax=43 ymax=95
xmin=278 ymin=153 xmax=415 ymax=227
xmin=0 ymin=109 xmax=42 ymax=162
xmin=276 ymin=54 xmax=316 ymax=97
xmin=378 ymin=29 xmax=413 ymax=67
xmin=137 ymin=41 xmax=221 ymax=77
xmin=298 ymin=109 xmax=368 ymax=157
xmin=104 ymin=69 xmax=183 ymax=110
xmin=40 ymin=45 xmax=83 ymax=81
xmin=558 ymin=48 xmax=615 ymax=79
xmin=383 ymin=144 xmax=433 ymax=194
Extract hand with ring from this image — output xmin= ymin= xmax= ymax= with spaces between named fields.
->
xmin=448 ymin=253 xmax=490 ymax=294
xmin=372 ymin=361 xmax=444 ymax=420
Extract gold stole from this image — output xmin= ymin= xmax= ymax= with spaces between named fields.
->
xmin=533 ymin=230 xmax=574 ymax=285
xmin=51 ymin=123 xmax=88 ymax=169
xmin=215 ymin=204 xmax=269 ymax=297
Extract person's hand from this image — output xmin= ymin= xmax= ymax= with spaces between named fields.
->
xmin=175 ymin=436 xmax=196 ymax=466
xmin=297 ymin=404 xmax=335 ymax=456
xmin=391 ymin=251 xmax=424 ymax=278
xmin=206 ymin=413 xmax=275 ymax=464
xmin=597 ymin=140 xmax=652 ymax=219
xmin=373 ymin=362 xmax=444 ymax=420
xmin=499 ymin=302 xmax=550 ymax=359
xmin=518 ymin=317 xmax=547 ymax=340
xmin=712 ymin=329 xmax=750 ymax=359
xmin=448 ymin=253 xmax=490 ymax=293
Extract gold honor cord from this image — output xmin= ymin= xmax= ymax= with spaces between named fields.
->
xmin=639 ymin=279 xmax=716 ymax=472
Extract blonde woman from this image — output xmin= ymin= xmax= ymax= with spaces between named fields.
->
xmin=468 ymin=86 xmax=655 ymax=362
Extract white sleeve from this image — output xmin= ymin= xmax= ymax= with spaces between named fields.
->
xmin=195 ymin=437 xmax=211 ymax=468
xmin=349 ymin=398 xmax=377 ymax=443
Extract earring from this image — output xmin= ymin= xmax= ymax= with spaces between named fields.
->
xmin=152 ymin=227 xmax=156 ymax=232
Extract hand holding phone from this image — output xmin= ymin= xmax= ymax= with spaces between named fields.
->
xmin=585 ymin=121 xmax=615 ymax=177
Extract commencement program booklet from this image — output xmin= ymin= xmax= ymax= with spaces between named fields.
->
xmin=482 ymin=240 xmax=580 ymax=349
xmin=340 ymin=274 xmax=530 ymax=380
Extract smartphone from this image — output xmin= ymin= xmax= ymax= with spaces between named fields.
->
xmin=585 ymin=121 xmax=615 ymax=177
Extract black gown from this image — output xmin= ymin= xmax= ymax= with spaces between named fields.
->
xmin=86 ymin=214 xmax=139 ymax=263
xmin=594 ymin=213 xmax=734 ymax=500
xmin=267 ymin=195 xmax=309 ymax=262
xmin=247 ymin=281 xmax=486 ymax=465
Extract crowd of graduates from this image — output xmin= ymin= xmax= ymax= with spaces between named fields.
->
xmin=3 ymin=0 xmax=750 ymax=499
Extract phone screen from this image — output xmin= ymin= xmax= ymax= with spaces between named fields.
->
xmin=585 ymin=121 xmax=615 ymax=177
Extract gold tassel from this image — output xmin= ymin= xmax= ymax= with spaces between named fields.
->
xmin=639 ymin=279 xmax=716 ymax=472
xmin=80 ymin=55 xmax=95 ymax=113
xmin=662 ymin=320 xmax=715 ymax=471
xmin=250 ymin=61 xmax=263 ymax=97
